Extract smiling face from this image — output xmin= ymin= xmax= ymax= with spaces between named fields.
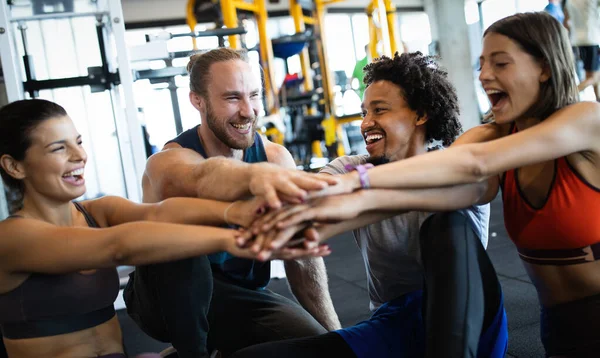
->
xmin=360 ymin=80 xmax=427 ymax=162
xmin=479 ymin=32 xmax=550 ymax=124
xmin=17 ymin=116 xmax=87 ymax=203
xmin=195 ymin=59 xmax=262 ymax=150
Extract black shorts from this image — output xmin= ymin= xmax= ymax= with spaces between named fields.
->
xmin=541 ymin=292 xmax=600 ymax=357
xmin=577 ymin=45 xmax=600 ymax=72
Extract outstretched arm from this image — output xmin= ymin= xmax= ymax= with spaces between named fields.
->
xmin=143 ymin=141 xmax=337 ymax=208
xmin=0 ymin=218 xmax=241 ymax=275
xmin=323 ymin=102 xmax=600 ymax=193
xmin=86 ymin=195 xmax=266 ymax=229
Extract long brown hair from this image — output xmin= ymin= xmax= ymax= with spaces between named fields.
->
xmin=484 ymin=12 xmax=579 ymax=120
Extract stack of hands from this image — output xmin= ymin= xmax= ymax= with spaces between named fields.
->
xmin=227 ymin=165 xmax=365 ymax=262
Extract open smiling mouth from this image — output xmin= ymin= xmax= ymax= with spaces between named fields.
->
xmin=486 ymin=89 xmax=508 ymax=109
xmin=364 ymin=131 xmax=385 ymax=147
xmin=62 ymin=168 xmax=84 ymax=184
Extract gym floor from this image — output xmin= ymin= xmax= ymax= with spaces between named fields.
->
xmin=119 ymin=195 xmax=544 ymax=357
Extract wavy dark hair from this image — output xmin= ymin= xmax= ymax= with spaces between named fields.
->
xmin=363 ymin=51 xmax=462 ymax=146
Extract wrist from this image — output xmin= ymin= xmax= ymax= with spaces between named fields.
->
xmin=354 ymin=190 xmax=376 ymax=212
xmin=345 ymin=164 xmax=373 ymax=191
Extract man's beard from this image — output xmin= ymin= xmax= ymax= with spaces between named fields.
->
xmin=366 ymin=156 xmax=390 ymax=166
xmin=204 ymin=101 xmax=256 ymax=150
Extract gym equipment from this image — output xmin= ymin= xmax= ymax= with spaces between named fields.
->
xmin=0 ymin=0 xmax=146 ymax=203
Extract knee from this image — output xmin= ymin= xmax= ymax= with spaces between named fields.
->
xmin=420 ymin=212 xmax=472 ymax=257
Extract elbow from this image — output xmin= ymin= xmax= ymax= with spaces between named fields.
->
xmin=466 ymin=146 xmax=490 ymax=183
xmin=108 ymin=226 xmax=136 ymax=266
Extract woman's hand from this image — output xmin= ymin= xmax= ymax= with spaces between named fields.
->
xmin=227 ymin=228 xmax=330 ymax=262
xmin=227 ymin=197 xmax=268 ymax=228
xmin=250 ymin=190 xmax=367 ymax=236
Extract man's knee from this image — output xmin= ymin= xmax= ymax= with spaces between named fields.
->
xmin=259 ymin=302 xmax=327 ymax=341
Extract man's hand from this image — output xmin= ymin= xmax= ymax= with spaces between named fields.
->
xmin=248 ymin=163 xmax=339 ymax=209
xmin=252 ymin=190 xmax=367 ymax=234
xmin=226 ymin=229 xmax=330 ymax=261
xmin=306 ymin=171 xmax=360 ymax=200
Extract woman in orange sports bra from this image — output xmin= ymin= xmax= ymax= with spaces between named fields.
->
xmin=258 ymin=11 xmax=600 ymax=358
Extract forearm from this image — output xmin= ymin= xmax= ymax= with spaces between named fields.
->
xmin=359 ymin=182 xmax=487 ymax=213
xmin=315 ymin=183 xmax=486 ymax=241
xmin=347 ymin=145 xmax=484 ymax=191
xmin=114 ymin=222 xmax=231 ymax=266
xmin=148 ymin=198 xmax=232 ymax=226
xmin=284 ymin=258 xmax=341 ymax=330
xmin=317 ymin=211 xmax=398 ymax=242
xmin=150 ymin=156 xmax=253 ymax=201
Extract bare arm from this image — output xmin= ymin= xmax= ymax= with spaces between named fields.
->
xmin=143 ymin=145 xmax=254 ymax=202
xmin=252 ymin=179 xmax=495 ymax=252
xmin=331 ymin=102 xmax=600 ymax=192
xmin=267 ymin=142 xmax=341 ymax=330
xmin=86 ymin=195 xmax=265 ymax=229
xmin=144 ymin=141 xmax=338 ymax=208
xmin=0 ymin=219 xmax=246 ymax=275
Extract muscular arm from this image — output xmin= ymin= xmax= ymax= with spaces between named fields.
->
xmin=267 ymin=142 xmax=341 ymax=330
xmin=144 ymin=142 xmax=337 ymax=208
xmin=143 ymin=145 xmax=254 ymax=202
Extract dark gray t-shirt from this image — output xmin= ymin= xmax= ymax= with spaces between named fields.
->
xmin=321 ymin=155 xmax=490 ymax=311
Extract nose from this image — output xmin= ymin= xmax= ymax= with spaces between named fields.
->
xmin=360 ymin=112 xmax=375 ymax=133
xmin=239 ymin=97 xmax=255 ymax=119
xmin=71 ymin=144 xmax=87 ymax=163
xmin=479 ymin=62 xmax=493 ymax=84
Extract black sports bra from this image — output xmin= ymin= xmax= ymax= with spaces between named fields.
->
xmin=0 ymin=202 xmax=119 ymax=339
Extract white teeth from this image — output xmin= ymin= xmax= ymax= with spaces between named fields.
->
xmin=365 ymin=134 xmax=384 ymax=143
xmin=232 ymin=123 xmax=251 ymax=130
xmin=63 ymin=168 xmax=84 ymax=177
xmin=485 ymin=89 xmax=504 ymax=95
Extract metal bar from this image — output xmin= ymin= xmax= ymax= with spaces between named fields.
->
xmin=22 ymin=73 xmax=120 ymax=92
xmin=256 ymin=0 xmax=278 ymax=113
xmin=383 ymin=0 xmax=399 ymax=55
xmin=170 ymin=26 xmax=247 ymax=39
xmin=290 ymin=0 xmax=314 ymax=92
xmin=220 ymin=0 xmax=240 ymax=48
xmin=302 ymin=16 xmax=316 ymax=25
xmin=10 ymin=11 xmax=109 ymax=23
xmin=0 ymin=0 xmax=24 ymax=102
xmin=135 ymin=66 xmax=187 ymax=80
xmin=168 ymin=79 xmax=184 ymax=135
xmin=107 ymin=0 xmax=147 ymax=202
xmin=233 ymin=1 xmax=258 ymax=13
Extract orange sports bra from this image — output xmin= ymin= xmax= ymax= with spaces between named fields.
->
xmin=501 ymin=138 xmax=600 ymax=265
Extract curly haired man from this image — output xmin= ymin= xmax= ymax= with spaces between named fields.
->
xmin=230 ymin=52 xmax=509 ymax=358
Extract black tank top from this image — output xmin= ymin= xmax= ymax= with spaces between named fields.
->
xmin=0 ymin=202 xmax=119 ymax=339
xmin=169 ymin=125 xmax=271 ymax=288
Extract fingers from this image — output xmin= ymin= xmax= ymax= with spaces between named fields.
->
xmin=251 ymin=207 xmax=285 ymax=234
xmin=263 ymin=186 xmax=282 ymax=210
xmin=268 ymin=224 xmax=306 ymax=251
xmin=263 ymin=205 xmax=307 ymax=232
xmin=271 ymin=244 xmax=331 ymax=260
xmin=276 ymin=208 xmax=316 ymax=229
xmin=235 ymin=229 xmax=253 ymax=248
xmin=313 ymin=173 xmax=340 ymax=185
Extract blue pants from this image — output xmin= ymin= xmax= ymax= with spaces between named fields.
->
xmin=337 ymin=289 xmax=508 ymax=358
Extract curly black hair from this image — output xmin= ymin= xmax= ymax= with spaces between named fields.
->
xmin=363 ymin=51 xmax=462 ymax=147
